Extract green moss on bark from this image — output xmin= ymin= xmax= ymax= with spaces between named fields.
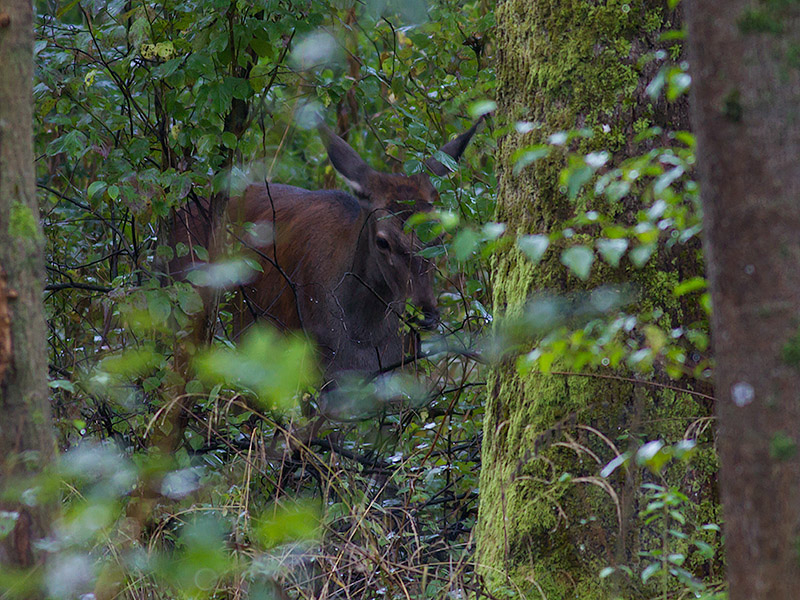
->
xmin=476 ymin=1 xmax=712 ymax=598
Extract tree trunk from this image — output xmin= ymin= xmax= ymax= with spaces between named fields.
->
xmin=0 ymin=0 xmax=56 ymax=577
xmin=687 ymin=2 xmax=800 ymax=598
xmin=476 ymin=1 xmax=712 ymax=597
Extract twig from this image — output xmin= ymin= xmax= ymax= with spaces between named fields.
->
xmin=45 ymin=282 xmax=112 ymax=293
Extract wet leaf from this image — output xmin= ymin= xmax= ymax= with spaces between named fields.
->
xmin=561 ymin=246 xmax=594 ymax=280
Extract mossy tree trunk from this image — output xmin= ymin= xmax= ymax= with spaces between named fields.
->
xmin=687 ymin=1 xmax=800 ymax=597
xmin=476 ymin=1 xmax=713 ymax=598
xmin=0 ymin=0 xmax=56 ymax=578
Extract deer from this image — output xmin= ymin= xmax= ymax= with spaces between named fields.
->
xmin=172 ymin=119 xmax=480 ymax=391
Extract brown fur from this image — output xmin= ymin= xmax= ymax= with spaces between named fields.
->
xmin=171 ymin=123 xmax=479 ymax=383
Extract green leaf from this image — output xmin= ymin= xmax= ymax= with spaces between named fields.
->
xmin=194 ymin=246 xmax=209 ymax=261
xmin=585 ymin=151 xmax=609 ymax=168
xmin=669 ymin=510 xmax=686 ymax=525
xmin=405 ymin=210 xmax=459 ymax=231
xmin=153 ymin=57 xmax=182 ymax=79
xmin=641 ymin=561 xmax=661 ymax=583
xmin=185 ymin=54 xmax=214 ymax=79
xmin=177 ymin=286 xmax=204 ymax=315
xmin=600 ymin=453 xmax=629 ymax=478
xmin=419 ymin=245 xmax=446 ymax=259
xmin=596 ymin=238 xmax=628 ymax=267
xmin=673 ymin=131 xmax=695 ymax=148
xmin=629 ymin=243 xmax=655 ymax=267
xmin=243 ymin=257 xmax=264 ymax=273
xmin=143 ymin=375 xmax=163 ymax=393
xmin=694 ymin=541 xmax=715 ymax=559
xmin=452 ymin=229 xmax=480 ymax=261
xmin=46 ymin=130 xmax=89 ymax=158
xmin=194 ymin=326 xmax=318 ymax=409
xmin=672 ymin=439 xmax=696 ymax=460
xmin=538 ymin=351 xmax=555 ymax=373
xmin=604 ymin=180 xmax=631 ymax=202
xmin=646 ymin=66 xmax=667 ymax=101
xmin=637 ymin=440 xmax=664 ymax=462
xmin=482 ymin=222 xmax=506 ymax=240
xmin=468 ymin=99 xmax=496 ymax=118
xmin=185 ymin=379 xmax=204 ymax=395
xmin=561 ymin=246 xmax=594 ymax=280
xmin=146 ymin=290 xmax=172 ymax=323
xmin=129 ymin=138 xmax=151 ymax=162
xmin=563 ymin=164 xmax=593 ymax=199
xmin=197 ymin=133 xmax=218 ymax=156
xmin=99 ymin=347 xmax=162 ymax=377
xmin=221 ymin=131 xmax=237 ymax=149
xmin=157 ymin=515 xmax=232 ymax=592
xmin=636 ymin=440 xmax=671 ymax=473
xmin=667 ymin=553 xmax=686 ymax=566
xmin=667 ymin=71 xmax=691 ymax=102
xmin=700 ymin=292 xmax=712 ymax=314
xmin=48 ymin=379 xmax=76 ymax=392
xmin=156 ymin=245 xmax=174 ymax=261
xmin=0 ymin=511 xmax=20 ymax=539
xmin=88 ymin=181 xmax=107 ymax=199
xmin=430 ymin=150 xmax=458 ymax=173
xmin=253 ymin=503 xmax=320 ymax=549
xmin=512 ymin=145 xmax=550 ymax=175
xmin=518 ymin=234 xmax=549 ymax=264
xmin=226 ymin=76 xmax=253 ymax=100
xmin=673 ymin=276 xmax=706 ymax=297
xmin=603 ymin=224 xmax=628 ymax=238
xmin=250 ymin=24 xmax=272 ymax=58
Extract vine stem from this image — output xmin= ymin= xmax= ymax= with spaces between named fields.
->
xmin=543 ymin=369 xmax=715 ymax=401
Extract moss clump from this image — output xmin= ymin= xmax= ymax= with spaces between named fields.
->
xmin=781 ymin=328 xmax=800 ymax=367
xmin=737 ymin=8 xmax=784 ymax=34
xmin=770 ymin=431 xmax=798 ymax=461
xmin=9 ymin=201 xmax=40 ymax=241
xmin=722 ymin=89 xmax=743 ymax=122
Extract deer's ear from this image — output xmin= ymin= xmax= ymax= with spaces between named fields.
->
xmin=318 ymin=123 xmax=375 ymax=195
xmin=424 ymin=117 xmax=483 ymax=176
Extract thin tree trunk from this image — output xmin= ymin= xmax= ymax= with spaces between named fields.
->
xmin=687 ymin=2 xmax=800 ymax=597
xmin=0 ymin=0 xmax=56 ymax=579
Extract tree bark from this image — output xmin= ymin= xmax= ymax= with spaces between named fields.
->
xmin=687 ymin=2 xmax=800 ymax=598
xmin=476 ymin=1 xmax=712 ymax=597
xmin=0 ymin=0 xmax=56 ymax=577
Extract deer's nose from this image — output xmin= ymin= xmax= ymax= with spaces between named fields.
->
xmin=418 ymin=306 xmax=440 ymax=330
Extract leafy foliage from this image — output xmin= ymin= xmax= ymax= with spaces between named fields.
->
xmin=601 ymin=440 xmax=724 ymax=600
xmin=0 ymin=0 xmax=723 ymax=598
xmin=28 ymin=1 xmax=494 ymax=598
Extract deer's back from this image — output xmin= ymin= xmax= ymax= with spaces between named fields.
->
xmin=231 ymin=183 xmax=368 ymax=340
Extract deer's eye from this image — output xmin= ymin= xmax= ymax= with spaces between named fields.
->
xmin=376 ymin=234 xmax=391 ymax=251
